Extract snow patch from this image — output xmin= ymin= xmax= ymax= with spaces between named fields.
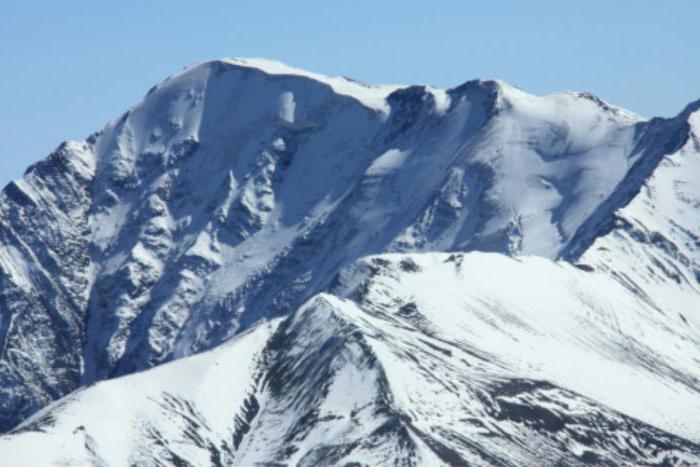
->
xmin=426 ymin=86 xmax=451 ymax=115
xmin=365 ymin=149 xmax=411 ymax=176
xmin=278 ymin=92 xmax=296 ymax=123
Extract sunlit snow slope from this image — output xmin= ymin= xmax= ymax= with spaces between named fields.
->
xmin=1 ymin=253 xmax=699 ymax=465
xmin=0 ymin=58 xmax=699 ymax=465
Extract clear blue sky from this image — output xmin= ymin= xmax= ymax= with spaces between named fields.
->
xmin=1 ymin=1 xmax=699 ymax=187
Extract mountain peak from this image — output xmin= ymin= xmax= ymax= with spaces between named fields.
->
xmin=1 ymin=58 xmax=700 ymax=464
xmin=218 ymin=57 xmax=404 ymax=113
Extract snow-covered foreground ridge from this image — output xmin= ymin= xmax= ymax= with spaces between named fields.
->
xmin=2 ymin=254 xmax=699 ymax=465
xmin=0 ymin=57 xmax=698 ymax=464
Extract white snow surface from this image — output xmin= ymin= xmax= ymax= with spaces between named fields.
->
xmin=0 ymin=322 xmax=277 ymax=466
xmin=581 ymin=105 xmax=700 ymax=328
xmin=1 ymin=252 xmax=699 ymax=465
xmin=223 ymin=57 xmax=404 ymax=114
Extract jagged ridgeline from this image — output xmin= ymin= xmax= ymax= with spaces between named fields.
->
xmin=0 ymin=58 xmax=698 ymax=465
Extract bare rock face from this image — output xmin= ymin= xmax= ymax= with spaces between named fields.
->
xmin=0 ymin=141 xmax=95 ymax=430
xmin=0 ymin=58 xmax=698 ymax=464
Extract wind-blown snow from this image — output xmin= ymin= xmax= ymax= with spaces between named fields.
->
xmin=223 ymin=57 xmax=403 ymax=114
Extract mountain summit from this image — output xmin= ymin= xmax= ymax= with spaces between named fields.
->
xmin=0 ymin=58 xmax=699 ymax=465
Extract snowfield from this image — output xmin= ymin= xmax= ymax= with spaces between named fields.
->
xmin=0 ymin=57 xmax=698 ymax=465
xmin=2 ymin=253 xmax=699 ymax=465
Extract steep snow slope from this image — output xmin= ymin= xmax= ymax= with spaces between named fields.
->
xmin=1 ymin=253 xmax=698 ymax=466
xmin=0 ymin=57 xmax=695 ymax=433
xmin=572 ymin=102 xmax=700 ymax=329
xmin=0 ymin=321 xmax=278 ymax=466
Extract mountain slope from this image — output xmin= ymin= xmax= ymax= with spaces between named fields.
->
xmin=0 ymin=141 xmax=95 ymax=430
xmin=1 ymin=253 xmax=699 ymax=466
xmin=572 ymin=100 xmax=700 ymax=329
xmin=0 ymin=57 xmax=698 ymax=449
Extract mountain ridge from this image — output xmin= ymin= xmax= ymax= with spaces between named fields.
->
xmin=0 ymin=58 xmax=698 ymax=465
xmin=2 ymin=252 xmax=699 ymax=465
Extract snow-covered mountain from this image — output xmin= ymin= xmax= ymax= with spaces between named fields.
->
xmin=2 ymin=254 xmax=700 ymax=465
xmin=0 ymin=58 xmax=698 ymax=465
